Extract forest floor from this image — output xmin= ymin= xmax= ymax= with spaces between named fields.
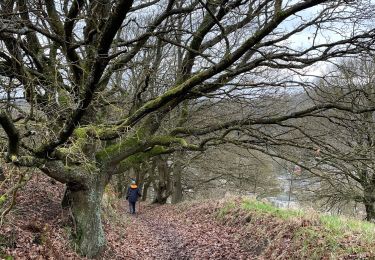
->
xmin=1 ymin=174 xmax=375 ymax=259
xmin=0 ymin=174 xmax=255 ymax=259
xmin=106 ymin=201 xmax=253 ymax=259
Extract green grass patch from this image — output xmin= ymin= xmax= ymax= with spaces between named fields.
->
xmin=241 ymin=199 xmax=304 ymax=219
xmin=216 ymin=201 xmax=236 ymax=219
xmin=293 ymin=227 xmax=340 ymax=259
xmin=216 ymin=198 xmax=375 ymax=258
xmin=319 ymin=214 xmax=375 ymax=242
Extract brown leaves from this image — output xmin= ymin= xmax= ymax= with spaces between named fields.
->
xmin=0 ymin=173 xmax=82 ymax=259
xmin=102 ymin=202 xmax=254 ymax=260
xmin=2 ymin=174 xmax=254 ymax=259
xmin=2 ymin=175 xmax=374 ymax=260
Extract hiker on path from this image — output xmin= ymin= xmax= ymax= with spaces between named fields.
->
xmin=126 ymin=180 xmax=142 ymax=214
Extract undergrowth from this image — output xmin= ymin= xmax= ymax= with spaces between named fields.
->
xmin=215 ymin=198 xmax=375 ymax=259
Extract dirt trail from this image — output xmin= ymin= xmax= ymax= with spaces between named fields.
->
xmin=4 ymin=175 xmax=372 ymax=259
xmin=2 ymin=174 xmax=254 ymax=259
xmin=108 ymin=202 xmax=254 ymax=260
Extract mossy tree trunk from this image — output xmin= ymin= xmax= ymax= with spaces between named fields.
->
xmin=152 ymin=156 xmax=172 ymax=204
xmin=63 ymin=174 xmax=109 ymax=258
xmin=41 ymin=117 xmax=186 ymax=257
xmin=172 ymin=152 xmax=183 ymax=204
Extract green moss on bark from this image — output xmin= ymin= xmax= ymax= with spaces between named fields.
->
xmin=95 ymin=136 xmax=142 ymax=163
xmin=150 ymin=136 xmax=188 ymax=147
xmin=118 ymin=145 xmax=168 ymax=171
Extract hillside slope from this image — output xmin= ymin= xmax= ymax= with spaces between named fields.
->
xmin=1 ymin=174 xmax=375 ymax=259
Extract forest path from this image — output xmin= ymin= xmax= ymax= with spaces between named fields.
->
xmin=111 ymin=202 xmax=254 ymax=260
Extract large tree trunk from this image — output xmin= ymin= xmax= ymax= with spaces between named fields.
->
xmin=152 ymin=179 xmax=169 ymax=204
xmin=136 ymin=164 xmax=146 ymax=191
xmin=142 ymin=162 xmax=154 ymax=201
xmin=142 ymin=180 xmax=151 ymax=201
xmin=171 ymin=171 xmax=182 ymax=204
xmin=363 ymin=187 xmax=375 ymax=222
xmin=359 ymin=168 xmax=375 ymax=222
xmin=152 ymin=157 xmax=171 ymax=204
xmin=64 ymin=176 xmax=107 ymax=258
xmin=364 ymin=202 xmax=375 ymax=221
xmin=172 ymin=153 xmax=183 ymax=204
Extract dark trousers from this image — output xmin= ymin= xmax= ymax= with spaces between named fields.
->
xmin=129 ymin=201 xmax=136 ymax=214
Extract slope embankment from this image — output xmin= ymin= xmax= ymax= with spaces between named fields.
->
xmin=1 ymin=174 xmax=375 ymax=259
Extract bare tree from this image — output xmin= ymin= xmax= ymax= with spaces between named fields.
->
xmin=0 ymin=0 xmax=375 ymax=256
xmin=292 ymin=56 xmax=375 ymax=221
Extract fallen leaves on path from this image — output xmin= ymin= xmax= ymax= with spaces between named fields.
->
xmin=3 ymin=175 xmax=371 ymax=259
xmin=2 ymin=175 xmax=255 ymax=259
xmin=105 ymin=202 xmax=254 ymax=259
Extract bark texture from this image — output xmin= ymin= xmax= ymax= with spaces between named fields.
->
xmin=62 ymin=174 xmax=108 ymax=258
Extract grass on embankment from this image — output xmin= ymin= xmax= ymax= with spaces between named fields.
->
xmin=216 ymin=198 xmax=375 ymax=259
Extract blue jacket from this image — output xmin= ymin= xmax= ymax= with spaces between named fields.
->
xmin=126 ymin=185 xmax=141 ymax=202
